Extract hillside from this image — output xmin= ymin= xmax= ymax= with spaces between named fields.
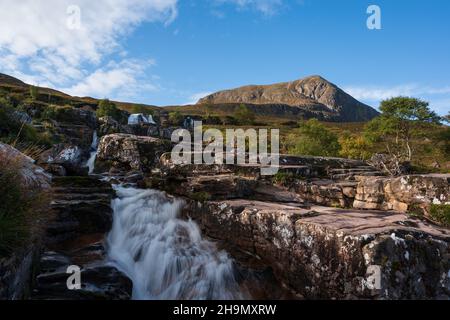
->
xmin=197 ymin=76 xmax=379 ymax=122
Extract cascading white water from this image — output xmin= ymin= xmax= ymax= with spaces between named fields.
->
xmin=107 ymin=186 xmax=246 ymax=300
xmin=85 ymin=130 xmax=98 ymax=174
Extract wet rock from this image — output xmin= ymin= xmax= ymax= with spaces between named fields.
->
xmin=184 ymin=200 xmax=450 ymax=299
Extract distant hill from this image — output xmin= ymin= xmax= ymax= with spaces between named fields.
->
xmin=197 ymin=76 xmax=379 ymax=122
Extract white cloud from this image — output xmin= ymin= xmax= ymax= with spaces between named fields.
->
xmin=344 ymin=84 xmax=450 ymax=115
xmin=215 ymin=0 xmax=283 ymax=15
xmin=0 ymin=0 xmax=178 ymax=94
xmin=344 ymin=84 xmax=450 ymax=101
xmin=185 ymin=91 xmax=213 ymax=105
xmin=63 ymin=59 xmax=158 ymax=99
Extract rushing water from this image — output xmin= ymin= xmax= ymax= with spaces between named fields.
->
xmin=85 ymin=131 xmax=98 ymax=174
xmin=107 ymin=186 xmax=246 ymax=300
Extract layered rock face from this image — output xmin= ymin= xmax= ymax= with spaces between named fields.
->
xmin=184 ymin=200 xmax=450 ymax=299
xmin=198 ymin=76 xmax=379 ymax=122
xmin=354 ymin=175 xmax=450 ymax=212
xmin=96 ymin=134 xmax=172 ymax=173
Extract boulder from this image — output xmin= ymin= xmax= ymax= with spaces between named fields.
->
xmin=39 ymin=144 xmax=87 ymax=176
xmin=0 ymin=142 xmax=51 ymax=189
xmin=96 ymin=134 xmax=172 ymax=173
xmin=184 ymin=200 xmax=450 ymax=299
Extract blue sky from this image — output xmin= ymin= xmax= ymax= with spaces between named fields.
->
xmin=0 ymin=0 xmax=449 ymax=114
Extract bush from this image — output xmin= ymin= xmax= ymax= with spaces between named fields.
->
xmin=96 ymin=99 xmax=119 ymax=120
xmin=233 ymin=104 xmax=256 ymax=125
xmin=429 ymin=204 xmax=450 ymax=227
xmin=339 ymin=132 xmax=373 ymax=160
xmin=168 ymin=111 xmax=183 ymax=126
xmin=0 ymin=153 xmax=48 ymax=257
xmin=286 ymin=119 xmax=341 ymax=157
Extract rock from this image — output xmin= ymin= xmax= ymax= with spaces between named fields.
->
xmin=34 ymin=263 xmax=132 ymax=300
xmin=354 ymin=174 xmax=450 ymax=212
xmin=39 ymin=144 xmax=87 ymax=176
xmin=12 ymin=110 xmax=32 ymax=124
xmin=46 ymin=176 xmax=114 ymax=244
xmin=0 ymin=142 xmax=51 ymax=189
xmin=184 ymin=200 xmax=450 ymax=299
xmin=96 ymin=134 xmax=172 ymax=173
xmin=98 ymin=116 xmax=132 ymax=137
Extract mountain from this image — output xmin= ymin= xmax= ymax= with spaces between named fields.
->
xmin=197 ymin=76 xmax=379 ymax=122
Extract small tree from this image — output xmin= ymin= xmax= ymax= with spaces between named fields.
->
xmin=96 ymin=99 xmax=119 ymax=120
xmin=233 ymin=104 xmax=255 ymax=125
xmin=29 ymin=86 xmax=39 ymax=101
xmin=287 ymin=119 xmax=340 ymax=157
xmin=364 ymin=97 xmax=441 ymax=166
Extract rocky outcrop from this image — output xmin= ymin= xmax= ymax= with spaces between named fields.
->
xmin=184 ymin=200 xmax=450 ymax=299
xmin=96 ymin=134 xmax=172 ymax=173
xmin=198 ymin=76 xmax=379 ymax=122
xmin=354 ymin=175 xmax=450 ymax=212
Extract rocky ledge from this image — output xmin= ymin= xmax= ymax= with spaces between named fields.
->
xmin=184 ymin=200 xmax=450 ymax=299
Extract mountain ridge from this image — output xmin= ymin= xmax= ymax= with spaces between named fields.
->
xmin=197 ymin=75 xmax=379 ymax=122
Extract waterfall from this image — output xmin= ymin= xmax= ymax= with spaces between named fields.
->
xmin=85 ymin=131 xmax=98 ymax=174
xmin=107 ymin=186 xmax=246 ymax=300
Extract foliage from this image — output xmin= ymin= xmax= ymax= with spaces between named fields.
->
xmin=339 ymin=132 xmax=372 ymax=160
xmin=233 ymin=104 xmax=256 ymax=125
xmin=0 ymin=98 xmax=51 ymax=146
xmin=429 ymin=204 xmax=450 ymax=227
xmin=168 ymin=111 xmax=183 ymax=126
xmin=96 ymin=99 xmax=119 ymax=120
xmin=29 ymin=85 xmax=39 ymax=101
xmin=364 ymin=97 xmax=441 ymax=162
xmin=132 ymin=104 xmax=154 ymax=115
xmin=286 ymin=119 xmax=341 ymax=157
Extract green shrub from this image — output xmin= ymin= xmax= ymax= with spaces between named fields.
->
xmin=233 ymin=104 xmax=255 ymax=125
xmin=429 ymin=204 xmax=450 ymax=227
xmin=96 ymin=99 xmax=119 ymax=120
xmin=168 ymin=111 xmax=183 ymax=126
xmin=286 ymin=119 xmax=341 ymax=157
